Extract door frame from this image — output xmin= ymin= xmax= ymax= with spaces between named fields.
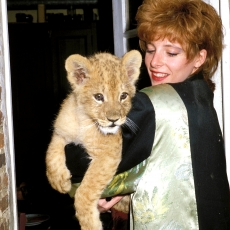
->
xmin=0 ymin=0 xmax=18 ymax=229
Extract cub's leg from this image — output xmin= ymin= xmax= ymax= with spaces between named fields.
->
xmin=74 ymin=142 xmax=122 ymax=230
xmin=46 ymin=134 xmax=71 ymax=193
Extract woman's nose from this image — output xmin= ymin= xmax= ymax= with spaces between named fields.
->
xmin=150 ymin=52 xmax=163 ymax=68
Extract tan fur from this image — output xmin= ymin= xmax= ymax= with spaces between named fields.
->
xmin=113 ymin=195 xmax=130 ymax=214
xmin=46 ymin=50 xmax=142 ymax=230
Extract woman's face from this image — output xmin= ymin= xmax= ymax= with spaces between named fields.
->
xmin=144 ymin=39 xmax=206 ymax=86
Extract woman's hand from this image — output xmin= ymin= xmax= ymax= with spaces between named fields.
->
xmin=97 ymin=196 xmax=124 ymax=213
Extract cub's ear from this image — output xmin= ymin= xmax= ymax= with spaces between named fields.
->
xmin=65 ymin=54 xmax=91 ymax=85
xmin=122 ymin=50 xmax=142 ymax=85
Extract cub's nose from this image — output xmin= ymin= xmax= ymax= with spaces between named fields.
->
xmin=107 ymin=118 xmax=119 ymax=123
xmin=107 ymin=118 xmax=119 ymax=127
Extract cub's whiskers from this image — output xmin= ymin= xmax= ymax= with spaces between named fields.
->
xmin=123 ymin=117 xmax=139 ymax=134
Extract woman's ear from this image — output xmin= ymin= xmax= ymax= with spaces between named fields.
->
xmin=194 ymin=49 xmax=207 ymax=68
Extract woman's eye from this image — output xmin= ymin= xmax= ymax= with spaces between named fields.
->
xmin=94 ymin=93 xmax=104 ymax=102
xmin=146 ymin=49 xmax=155 ymax=54
xmin=120 ymin=92 xmax=128 ymax=101
xmin=168 ymin=52 xmax=178 ymax=57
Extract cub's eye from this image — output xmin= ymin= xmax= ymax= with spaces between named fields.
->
xmin=120 ymin=92 xmax=128 ymax=101
xmin=94 ymin=93 xmax=104 ymax=102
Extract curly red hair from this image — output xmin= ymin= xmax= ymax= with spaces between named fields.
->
xmin=136 ymin=0 xmax=224 ymax=83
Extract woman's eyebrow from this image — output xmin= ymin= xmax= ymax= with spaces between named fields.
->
xmin=164 ymin=44 xmax=183 ymax=51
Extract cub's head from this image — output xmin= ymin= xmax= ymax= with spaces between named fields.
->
xmin=65 ymin=50 xmax=142 ymax=134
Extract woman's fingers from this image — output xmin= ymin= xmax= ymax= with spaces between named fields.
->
xmin=98 ymin=196 xmax=124 ymax=213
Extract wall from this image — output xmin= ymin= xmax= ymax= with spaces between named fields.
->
xmin=0 ymin=104 xmax=9 ymax=229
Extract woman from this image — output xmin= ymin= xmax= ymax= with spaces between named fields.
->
xmin=65 ymin=0 xmax=230 ymax=229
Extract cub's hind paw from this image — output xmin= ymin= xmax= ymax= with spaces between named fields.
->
xmin=46 ymin=168 xmax=72 ymax=193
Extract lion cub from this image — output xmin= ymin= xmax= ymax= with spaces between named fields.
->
xmin=46 ymin=50 xmax=142 ymax=230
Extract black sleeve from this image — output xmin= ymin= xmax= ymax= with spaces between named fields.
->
xmin=65 ymin=144 xmax=91 ymax=183
xmin=65 ymin=92 xmax=155 ymax=183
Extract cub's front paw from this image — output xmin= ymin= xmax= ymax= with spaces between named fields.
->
xmin=46 ymin=167 xmax=71 ymax=193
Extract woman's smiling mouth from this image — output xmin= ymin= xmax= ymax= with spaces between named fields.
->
xmin=151 ymin=72 xmax=168 ymax=82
